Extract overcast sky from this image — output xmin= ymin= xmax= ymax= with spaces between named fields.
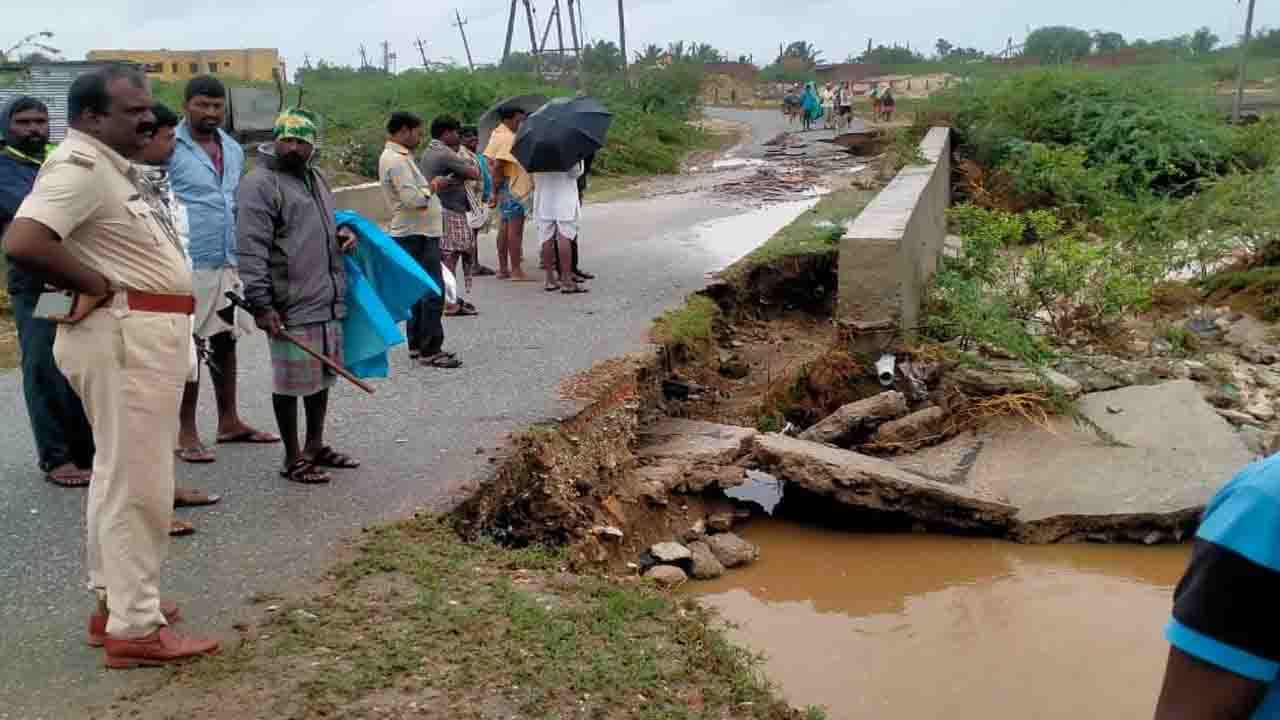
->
xmin=16 ymin=0 xmax=1271 ymax=75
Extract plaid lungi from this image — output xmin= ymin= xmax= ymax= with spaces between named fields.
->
xmin=441 ymin=208 xmax=476 ymax=255
xmin=270 ymin=320 xmax=343 ymax=397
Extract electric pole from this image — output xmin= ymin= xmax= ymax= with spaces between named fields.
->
xmin=554 ymin=0 xmax=567 ymax=58
xmin=503 ymin=0 xmax=518 ymax=63
xmin=415 ymin=37 xmax=430 ymax=69
xmin=618 ymin=0 xmax=628 ymax=76
xmin=454 ymin=9 xmax=475 ymax=71
xmin=567 ymin=0 xmax=582 ymax=60
xmin=359 ymin=43 xmax=370 ymax=69
xmin=1233 ymin=0 xmax=1259 ymax=123
xmin=523 ymin=0 xmax=540 ymax=53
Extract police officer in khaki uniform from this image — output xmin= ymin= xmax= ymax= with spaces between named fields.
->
xmin=2 ymin=66 xmax=218 ymax=668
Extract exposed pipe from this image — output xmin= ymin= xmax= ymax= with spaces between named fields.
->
xmin=875 ymin=354 xmax=896 ymax=387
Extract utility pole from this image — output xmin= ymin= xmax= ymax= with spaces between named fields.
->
xmin=415 ymin=37 xmax=430 ymax=69
xmin=503 ymin=0 xmax=518 ymax=63
xmin=554 ymin=0 xmax=568 ymax=58
xmin=454 ymin=10 xmax=475 ymax=71
xmin=359 ymin=43 xmax=370 ymax=69
xmin=1233 ymin=0 xmax=1259 ymax=123
xmin=618 ymin=0 xmax=628 ymax=76
xmin=566 ymin=0 xmax=582 ymax=60
xmin=523 ymin=0 xmax=540 ymax=54
xmin=381 ymin=40 xmax=391 ymax=73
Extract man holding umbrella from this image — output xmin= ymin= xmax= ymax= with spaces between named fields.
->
xmin=484 ymin=106 xmax=534 ymax=281
xmin=513 ymin=97 xmax=611 ymax=294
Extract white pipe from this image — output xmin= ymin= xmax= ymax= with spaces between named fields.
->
xmin=876 ymin=354 xmax=896 ymax=387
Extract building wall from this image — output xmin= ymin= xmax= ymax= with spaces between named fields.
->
xmin=701 ymin=73 xmax=756 ymax=105
xmin=86 ymin=49 xmax=282 ymax=82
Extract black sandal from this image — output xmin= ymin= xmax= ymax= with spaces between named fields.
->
xmin=561 ymin=286 xmax=590 ymax=294
xmin=311 ymin=445 xmax=361 ymax=469
xmin=421 ymin=353 xmax=463 ymax=369
xmin=280 ymin=458 xmax=331 ymax=485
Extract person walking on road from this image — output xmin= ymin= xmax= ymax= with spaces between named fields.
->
xmin=2 ymin=66 xmax=218 ymax=667
xmin=238 ymin=108 xmax=363 ymax=484
xmin=169 ymin=75 xmax=278 ymax=463
xmin=0 ymin=95 xmax=96 ymax=488
xmin=419 ymin=115 xmax=481 ymax=317
xmin=534 ymin=159 xmax=587 ymax=294
xmin=484 ymin=106 xmax=535 ymax=281
xmin=800 ymin=82 xmax=822 ymax=132
xmin=1155 ymin=454 xmax=1280 ymax=718
xmin=378 ymin=111 xmax=461 ymax=369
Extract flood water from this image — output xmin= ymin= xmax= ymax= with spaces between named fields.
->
xmin=694 ymin=517 xmax=1191 ymax=719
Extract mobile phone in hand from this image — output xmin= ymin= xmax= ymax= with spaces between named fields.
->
xmin=32 ymin=291 xmax=75 ymax=320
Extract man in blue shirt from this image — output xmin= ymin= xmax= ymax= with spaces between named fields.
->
xmin=168 ymin=76 xmax=278 ymax=462
xmin=0 ymin=95 xmax=95 ymax=486
xmin=1156 ymin=454 xmax=1280 ymax=718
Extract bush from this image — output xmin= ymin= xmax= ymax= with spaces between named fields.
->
xmin=1001 ymin=141 xmax=1119 ymax=219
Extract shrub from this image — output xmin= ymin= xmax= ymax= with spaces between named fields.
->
xmin=1001 ymin=141 xmax=1119 ymax=219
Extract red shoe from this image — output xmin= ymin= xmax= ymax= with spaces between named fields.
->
xmin=87 ymin=599 xmax=181 ymax=647
xmin=103 ymin=625 xmax=218 ymax=669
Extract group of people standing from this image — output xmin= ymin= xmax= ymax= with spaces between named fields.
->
xmin=0 ymin=67 xmax=366 ymax=667
xmin=787 ymin=80 xmax=894 ymax=131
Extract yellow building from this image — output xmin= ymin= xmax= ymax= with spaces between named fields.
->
xmin=86 ymin=48 xmax=284 ymax=83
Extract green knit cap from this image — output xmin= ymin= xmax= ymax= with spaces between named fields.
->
xmin=274 ymin=107 xmax=319 ymax=144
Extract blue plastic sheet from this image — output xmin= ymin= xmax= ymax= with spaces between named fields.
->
xmin=336 ymin=210 xmax=441 ymax=378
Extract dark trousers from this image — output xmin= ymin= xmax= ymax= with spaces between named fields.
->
xmin=11 ymin=291 xmax=95 ymax=471
xmin=395 ymin=234 xmax=445 ymax=356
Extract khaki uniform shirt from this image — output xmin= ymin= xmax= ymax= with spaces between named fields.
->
xmin=378 ymin=141 xmax=442 ymax=238
xmin=483 ymin=124 xmax=533 ymax=200
xmin=15 ymin=129 xmax=192 ymax=294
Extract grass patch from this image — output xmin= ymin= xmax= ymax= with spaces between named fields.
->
xmin=1200 ymin=267 xmax=1280 ymax=321
xmin=106 ymin=516 xmax=800 ymax=719
xmin=720 ymin=187 xmax=875 ymax=285
xmin=652 ymin=295 xmax=721 ymax=359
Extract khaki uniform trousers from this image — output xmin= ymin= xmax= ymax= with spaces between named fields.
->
xmin=54 ymin=302 xmax=192 ymax=639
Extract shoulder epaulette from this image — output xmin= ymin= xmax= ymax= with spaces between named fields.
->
xmin=66 ymin=150 xmax=96 ymax=170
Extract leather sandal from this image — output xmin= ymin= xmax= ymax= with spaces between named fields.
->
xmin=280 ymin=459 xmax=330 ymax=485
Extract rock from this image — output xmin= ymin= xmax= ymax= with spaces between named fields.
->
xmin=1106 ymin=405 xmax=1124 ymax=415
xmin=1054 ymin=356 xmax=1143 ymax=393
xmin=1150 ymin=339 xmax=1173 ymax=356
xmin=950 ymin=361 xmax=1083 ymax=399
xmin=1267 ymin=431 xmax=1280 ymax=456
xmin=1254 ymin=369 xmax=1280 ymax=389
xmin=718 ymin=354 xmax=751 ymax=380
xmin=1183 ymin=360 xmax=1214 ymax=382
xmin=752 ymin=434 xmax=1018 ymax=533
xmin=1183 ymin=315 xmax=1221 ymax=338
xmin=649 ymin=542 xmax=692 ymax=564
xmin=686 ymin=541 xmax=726 ymax=580
xmin=971 ymin=381 xmax=1256 ymax=543
xmin=1247 ymin=400 xmax=1277 ymax=422
xmin=592 ymin=526 xmax=624 ymax=539
xmin=1206 ymin=386 xmax=1244 ymax=409
xmin=1148 ymin=360 xmax=1176 ymax=379
xmin=637 ymin=419 xmax=757 ymax=465
xmin=706 ymin=511 xmax=735 ymax=533
xmin=1218 ymin=408 xmax=1264 ymax=427
xmin=1226 ymin=316 xmax=1271 ymax=348
xmin=798 ymin=391 xmax=908 ymax=446
xmin=683 ymin=519 xmax=707 ymax=542
xmin=644 ymin=565 xmax=688 ymax=586
xmin=1240 ymin=344 xmax=1280 ymax=365
xmin=871 ymin=406 xmax=948 ymax=446
xmin=704 ymin=532 xmax=760 ymax=568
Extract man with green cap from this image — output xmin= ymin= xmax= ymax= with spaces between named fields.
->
xmin=236 ymin=108 xmax=361 ymax=485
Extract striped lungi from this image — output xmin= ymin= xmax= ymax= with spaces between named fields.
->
xmin=270 ymin=320 xmax=343 ymax=397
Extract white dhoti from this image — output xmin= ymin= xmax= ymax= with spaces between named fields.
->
xmin=191 ymin=266 xmax=258 ymax=341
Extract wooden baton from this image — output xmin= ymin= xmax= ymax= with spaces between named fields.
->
xmin=224 ymin=292 xmax=376 ymax=395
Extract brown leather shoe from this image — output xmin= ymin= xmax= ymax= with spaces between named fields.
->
xmin=103 ymin=626 xmax=218 ymax=669
xmin=87 ymin=600 xmax=182 ymax=647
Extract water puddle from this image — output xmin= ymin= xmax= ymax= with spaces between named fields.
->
xmin=694 ymin=517 xmax=1189 ymax=719
xmin=687 ymin=196 xmax=825 ymax=275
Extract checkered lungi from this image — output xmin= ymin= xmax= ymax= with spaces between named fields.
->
xmin=270 ymin=320 xmax=343 ymax=397
xmin=441 ymin=208 xmax=476 ymax=255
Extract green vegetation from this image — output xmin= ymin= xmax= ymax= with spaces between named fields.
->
xmin=652 ymin=295 xmax=721 ymax=358
xmin=112 ymin=516 xmax=802 ymax=719
xmin=153 ymin=62 xmax=710 ymax=182
xmin=923 ymin=67 xmax=1280 ymax=362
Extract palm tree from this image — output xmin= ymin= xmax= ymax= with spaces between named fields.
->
xmin=689 ymin=42 xmax=724 ymax=64
xmin=2 ymin=31 xmax=59 ymax=63
xmin=666 ymin=41 xmax=687 ymax=62
xmin=634 ymin=43 xmax=664 ymax=65
xmin=783 ymin=40 xmax=823 ymax=67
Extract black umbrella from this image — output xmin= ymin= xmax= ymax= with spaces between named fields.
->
xmin=477 ymin=94 xmax=548 ymax=155
xmin=512 ymin=96 xmax=612 ymax=173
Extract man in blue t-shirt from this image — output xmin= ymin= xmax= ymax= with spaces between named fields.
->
xmin=1156 ymin=454 xmax=1280 ymax=719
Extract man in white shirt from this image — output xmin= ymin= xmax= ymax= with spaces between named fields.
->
xmin=533 ymin=160 xmax=586 ymax=294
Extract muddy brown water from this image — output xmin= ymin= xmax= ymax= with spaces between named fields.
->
xmin=693 ymin=516 xmax=1191 ymax=719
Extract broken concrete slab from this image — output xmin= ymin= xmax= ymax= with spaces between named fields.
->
xmin=970 ymin=380 xmax=1254 ymax=543
xmin=1054 ymin=355 xmax=1147 ymax=394
xmin=637 ymin=419 xmax=757 ymax=465
xmin=871 ymin=406 xmax=948 ymax=447
xmin=752 ymin=433 xmax=1018 ymax=533
xmin=890 ymin=433 xmax=985 ymax=485
xmin=950 ymin=361 xmax=1083 ymax=399
xmin=798 ymin=391 xmax=907 ymax=446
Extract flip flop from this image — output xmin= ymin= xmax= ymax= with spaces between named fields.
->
xmin=169 ymin=519 xmax=196 ymax=537
xmin=45 ymin=466 xmax=91 ymax=488
xmin=544 ymin=285 xmax=559 ymax=292
xmin=174 ymin=487 xmax=222 ymax=508
xmin=421 ymin=352 xmax=463 ymax=369
xmin=174 ymin=446 xmax=216 ymax=464
xmin=561 ymin=286 xmax=590 ymax=295
xmin=310 ymin=445 xmax=361 ymax=469
xmin=216 ymin=429 xmax=281 ymax=445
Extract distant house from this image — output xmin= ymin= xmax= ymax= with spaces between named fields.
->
xmin=87 ymin=48 xmax=285 ymax=83
xmin=701 ymin=62 xmax=758 ymax=106
xmin=0 ymin=60 xmax=139 ymax=141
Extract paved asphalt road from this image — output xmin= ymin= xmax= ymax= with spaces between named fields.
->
xmin=0 ymin=107 xmax=791 ymax=718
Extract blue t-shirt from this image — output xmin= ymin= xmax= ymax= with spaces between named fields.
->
xmin=0 ymin=149 xmax=44 ymax=294
xmin=1166 ymin=453 xmax=1280 ymax=717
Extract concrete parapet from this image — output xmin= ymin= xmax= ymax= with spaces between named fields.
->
xmin=332 ymin=182 xmax=390 ymax=223
xmin=838 ymin=127 xmax=951 ymax=335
